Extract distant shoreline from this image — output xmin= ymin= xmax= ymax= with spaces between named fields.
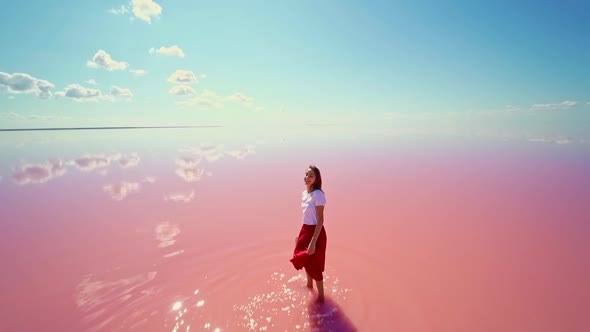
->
xmin=0 ymin=126 xmax=221 ymax=132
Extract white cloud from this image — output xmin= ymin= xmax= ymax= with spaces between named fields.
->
xmin=176 ymin=97 xmax=222 ymax=110
xmin=130 ymin=69 xmax=147 ymax=76
xmin=29 ymin=114 xmax=60 ymax=120
xmin=8 ymin=96 xmax=15 ymax=100
xmin=132 ymin=0 xmax=162 ymax=24
xmin=527 ymin=135 xmax=572 ymax=145
xmin=110 ymin=85 xmax=133 ymax=99
xmin=0 ymin=72 xmax=54 ymax=99
xmin=57 ymin=84 xmax=101 ymax=101
xmin=169 ymin=85 xmax=196 ymax=96
xmin=200 ymin=74 xmax=206 ymax=79
xmin=86 ymin=79 xmax=97 ymax=85
xmin=1 ymin=112 xmax=69 ymax=121
xmin=149 ymin=45 xmax=185 ymax=58
xmin=499 ymin=105 xmax=521 ymax=113
xmin=201 ymin=89 xmax=220 ymax=99
xmin=586 ymin=101 xmax=590 ymax=105
xmin=55 ymin=84 xmax=112 ymax=102
xmin=560 ymin=100 xmax=577 ymax=108
xmin=87 ymin=50 xmax=129 ymax=71
xmin=109 ymin=4 xmax=130 ymax=15
xmin=12 ymin=160 xmax=67 ymax=185
xmin=530 ymin=100 xmax=578 ymax=111
xmin=227 ymin=92 xmax=253 ymax=103
xmin=167 ymin=70 xmax=197 ymax=84
xmin=103 ymin=181 xmax=140 ymax=201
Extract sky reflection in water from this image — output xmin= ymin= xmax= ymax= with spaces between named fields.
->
xmin=0 ymin=128 xmax=589 ymax=331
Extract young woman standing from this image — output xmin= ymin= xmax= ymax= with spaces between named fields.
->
xmin=290 ymin=165 xmax=327 ymax=302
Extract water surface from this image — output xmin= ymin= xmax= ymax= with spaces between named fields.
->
xmin=1 ymin=128 xmax=589 ymax=331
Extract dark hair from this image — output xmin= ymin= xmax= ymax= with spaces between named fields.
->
xmin=308 ymin=165 xmax=323 ymax=192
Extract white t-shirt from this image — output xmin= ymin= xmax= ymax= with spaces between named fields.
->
xmin=302 ymin=189 xmax=326 ymax=225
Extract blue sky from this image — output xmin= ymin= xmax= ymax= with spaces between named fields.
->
xmin=0 ymin=0 xmax=588 ymax=135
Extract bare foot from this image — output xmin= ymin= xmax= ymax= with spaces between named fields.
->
xmin=316 ymin=279 xmax=324 ymax=301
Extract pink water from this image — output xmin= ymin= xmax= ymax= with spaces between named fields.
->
xmin=1 ymin=130 xmax=589 ymax=331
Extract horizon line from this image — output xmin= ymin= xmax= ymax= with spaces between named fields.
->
xmin=0 ymin=125 xmax=222 ymax=132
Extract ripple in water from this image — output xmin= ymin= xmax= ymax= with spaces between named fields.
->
xmin=234 ymin=270 xmax=352 ymax=331
xmin=75 ymin=272 xmax=158 ymax=332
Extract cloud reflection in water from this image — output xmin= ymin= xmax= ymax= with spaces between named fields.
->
xmin=67 ymin=153 xmax=140 ymax=172
xmin=175 ymin=167 xmax=205 ymax=182
xmin=10 ymin=152 xmax=142 ymax=186
xmin=164 ymin=190 xmax=195 ymax=203
xmin=155 ymin=222 xmax=180 ymax=248
xmin=12 ymin=159 xmax=66 ymax=185
xmin=103 ymin=181 xmax=140 ymax=200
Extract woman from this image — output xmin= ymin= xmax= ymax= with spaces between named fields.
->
xmin=290 ymin=165 xmax=327 ymax=302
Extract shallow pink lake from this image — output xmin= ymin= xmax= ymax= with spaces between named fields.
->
xmin=1 ymin=128 xmax=589 ymax=331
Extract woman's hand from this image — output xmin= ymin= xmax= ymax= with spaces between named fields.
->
xmin=307 ymin=242 xmax=316 ymax=255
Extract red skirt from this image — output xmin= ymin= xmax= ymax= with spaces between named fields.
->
xmin=290 ymin=224 xmax=327 ymax=281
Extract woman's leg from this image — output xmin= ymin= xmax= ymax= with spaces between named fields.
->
xmin=316 ymin=279 xmax=324 ymax=301
xmin=306 ymin=272 xmax=313 ymax=288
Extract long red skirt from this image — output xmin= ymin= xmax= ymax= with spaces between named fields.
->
xmin=290 ymin=224 xmax=327 ymax=281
